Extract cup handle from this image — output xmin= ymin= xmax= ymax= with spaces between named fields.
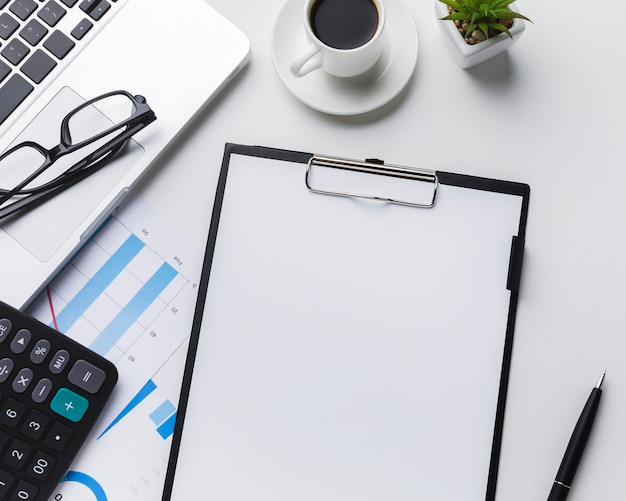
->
xmin=289 ymin=44 xmax=322 ymax=78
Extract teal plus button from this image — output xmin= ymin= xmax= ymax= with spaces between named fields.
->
xmin=50 ymin=388 xmax=89 ymax=423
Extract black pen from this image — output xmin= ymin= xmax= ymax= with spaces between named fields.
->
xmin=547 ymin=371 xmax=605 ymax=501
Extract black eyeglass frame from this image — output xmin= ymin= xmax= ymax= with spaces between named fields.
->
xmin=0 ymin=90 xmax=157 ymax=221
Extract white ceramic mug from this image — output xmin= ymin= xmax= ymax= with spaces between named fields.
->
xmin=289 ymin=0 xmax=386 ymax=78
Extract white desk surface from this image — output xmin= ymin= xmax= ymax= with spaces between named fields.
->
xmin=133 ymin=0 xmax=623 ymax=499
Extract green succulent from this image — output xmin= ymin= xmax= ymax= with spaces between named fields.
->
xmin=439 ymin=0 xmax=531 ymax=40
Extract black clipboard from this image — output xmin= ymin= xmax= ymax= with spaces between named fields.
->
xmin=163 ymin=144 xmax=530 ymax=501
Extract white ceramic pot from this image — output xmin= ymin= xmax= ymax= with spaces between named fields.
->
xmin=435 ymin=0 xmax=525 ymax=68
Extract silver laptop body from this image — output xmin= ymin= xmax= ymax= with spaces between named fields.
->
xmin=0 ymin=0 xmax=250 ymax=309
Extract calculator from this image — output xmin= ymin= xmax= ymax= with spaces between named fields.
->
xmin=0 ymin=300 xmax=117 ymax=501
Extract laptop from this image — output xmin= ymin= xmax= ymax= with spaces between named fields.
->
xmin=0 ymin=0 xmax=250 ymax=310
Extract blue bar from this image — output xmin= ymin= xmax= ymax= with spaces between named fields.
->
xmin=55 ymin=234 xmax=144 ymax=333
xmin=156 ymin=412 xmax=177 ymax=440
xmin=149 ymin=399 xmax=176 ymax=426
xmin=89 ymin=262 xmax=178 ymax=355
xmin=98 ymin=379 xmax=157 ymax=440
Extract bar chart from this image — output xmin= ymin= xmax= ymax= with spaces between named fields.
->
xmin=27 ymin=196 xmax=203 ymax=501
xmin=52 ymin=233 xmax=179 ymax=358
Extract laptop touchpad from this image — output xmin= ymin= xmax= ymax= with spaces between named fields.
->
xmin=2 ymin=87 xmax=145 ymax=262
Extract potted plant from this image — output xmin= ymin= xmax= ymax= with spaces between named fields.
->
xmin=435 ymin=0 xmax=532 ymax=68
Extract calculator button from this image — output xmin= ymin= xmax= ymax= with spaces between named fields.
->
xmin=43 ymin=421 xmax=72 ymax=452
xmin=0 ymin=319 xmax=12 ymax=342
xmin=20 ymin=410 xmax=50 ymax=440
xmin=0 ymin=398 xmax=27 ymax=429
xmin=0 ymin=468 xmax=15 ymax=497
xmin=2 ymin=438 xmax=33 ymax=470
xmin=68 ymin=359 xmax=106 ymax=393
xmin=10 ymin=329 xmax=31 ymax=354
xmin=0 ymin=430 xmax=9 ymax=451
xmin=26 ymin=450 xmax=55 ymax=481
xmin=0 ymin=300 xmax=118 ymax=501
xmin=30 ymin=378 xmax=53 ymax=404
xmin=12 ymin=368 xmax=33 ymax=394
xmin=50 ymin=388 xmax=88 ymax=422
xmin=9 ymin=479 xmax=38 ymax=501
xmin=29 ymin=339 xmax=50 ymax=364
xmin=48 ymin=349 xmax=70 ymax=374
xmin=0 ymin=358 xmax=14 ymax=382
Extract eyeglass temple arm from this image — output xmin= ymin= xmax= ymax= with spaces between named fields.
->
xmin=61 ymin=96 xmax=155 ymax=150
xmin=0 ymin=114 xmax=151 ymax=209
xmin=0 ymin=140 xmax=128 ymax=222
xmin=0 ymin=92 xmax=156 ymax=221
xmin=0 ymin=134 xmax=130 ymax=222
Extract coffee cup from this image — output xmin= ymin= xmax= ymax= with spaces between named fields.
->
xmin=289 ymin=0 xmax=386 ymax=78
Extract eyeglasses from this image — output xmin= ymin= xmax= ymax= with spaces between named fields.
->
xmin=0 ymin=90 xmax=157 ymax=223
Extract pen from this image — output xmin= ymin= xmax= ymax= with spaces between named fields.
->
xmin=547 ymin=371 xmax=605 ymax=501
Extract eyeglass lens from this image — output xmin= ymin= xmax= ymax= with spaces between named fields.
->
xmin=1 ymin=93 xmax=139 ymax=196
xmin=66 ymin=93 xmax=138 ymax=145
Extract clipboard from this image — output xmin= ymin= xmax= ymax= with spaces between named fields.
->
xmin=162 ymin=144 xmax=530 ymax=501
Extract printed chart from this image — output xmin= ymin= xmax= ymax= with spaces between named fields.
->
xmin=27 ymin=196 xmax=204 ymax=501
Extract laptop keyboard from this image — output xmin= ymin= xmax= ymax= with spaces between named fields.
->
xmin=0 ymin=0 xmax=120 ymax=126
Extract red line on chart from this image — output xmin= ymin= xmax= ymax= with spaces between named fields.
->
xmin=46 ymin=287 xmax=59 ymax=331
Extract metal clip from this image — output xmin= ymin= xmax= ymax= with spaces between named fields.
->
xmin=305 ymin=155 xmax=438 ymax=208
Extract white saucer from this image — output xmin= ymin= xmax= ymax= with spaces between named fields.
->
xmin=271 ymin=0 xmax=418 ymax=116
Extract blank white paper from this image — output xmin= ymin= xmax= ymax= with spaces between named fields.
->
xmin=170 ymin=152 xmax=524 ymax=501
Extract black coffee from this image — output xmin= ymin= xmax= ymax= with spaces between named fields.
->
xmin=310 ymin=0 xmax=379 ymax=50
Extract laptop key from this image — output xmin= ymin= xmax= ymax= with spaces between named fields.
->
xmin=19 ymin=19 xmax=48 ymax=46
xmin=0 ymin=59 xmax=9 ymax=82
xmin=37 ymin=1 xmax=66 ymax=27
xmin=0 ymin=13 xmax=19 ymax=40
xmin=21 ymin=48 xmax=56 ymax=83
xmin=70 ymin=17 xmax=92 ymax=40
xmin=0 ymin=73 xmax=33 ymax=126
xmin=59 ymin=0 xmax=78 ymax=6
xmin=9 ymin=0 xmax=39 ymax=22
xmin=78 ymin=0 xmax=97 ymax=10
xmin=42 ymin=29 xmax=74 ymax=59
xmin=79 ymin=0 xmax=110 ymax=21
xmin=1 ymin=37 xmax=29 ymax=65
xmin=88 ymin=0 xmax=109 ymax=21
